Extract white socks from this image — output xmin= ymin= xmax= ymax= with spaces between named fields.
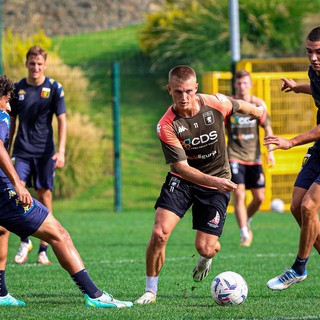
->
xmin=146 ymin=276 xmax=158 ymax=294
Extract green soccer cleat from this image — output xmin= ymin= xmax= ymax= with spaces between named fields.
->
xmin=0 ymin=293 xmax=26 ymax=306
xmin=85 ymin=291 xmax=133 ymax=308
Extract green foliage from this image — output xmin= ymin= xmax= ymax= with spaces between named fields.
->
xmin=140 ymin=0 xmax=320 ymax=71
xmin=3 ymin=30 xmax=109 ymax=199
xmin=239 ymin=0 xmax=320 ymax=57
xmin=139 ymin=0 xmax=230 ymax=72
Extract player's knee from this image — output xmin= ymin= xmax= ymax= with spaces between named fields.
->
xmin=151 ymin=227 xmax=169 ymax=247
xmin=196 ymin=240 xmax=220 ymax=258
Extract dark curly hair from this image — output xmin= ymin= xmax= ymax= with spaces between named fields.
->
xmin=0 ymin=75 xmax=15 ymax=99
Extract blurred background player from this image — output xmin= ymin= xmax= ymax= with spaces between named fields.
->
xmin=9 ymin=45 xmax=67 ymax=265
xmin=0 ymin=75 xmax=132 ymax=308
xmin=225 ymin=70 xmax=275 ymax=246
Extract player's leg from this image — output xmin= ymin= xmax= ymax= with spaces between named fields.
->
xmin=13 ymin=157 xmax=33 ymax=265
xmin=0 ymin=227 xmax=25 ymax=306
xmin=34 ymin=156 xmax=55 ymax=265
xmin=135 ymin=207 xmax=180 ymax=304
xmin=192 ymin=189 xmax=229 ymax=282
xmin=267 ymin=184 xmax=320 ymax=291
xmin=36 ymin=188 xmax=52 ymax=264
xmin=291 ymin=186 xmax=320 ymax=253
xmin=233 ymin=184 xmax=251 ymax=246
xmin=32 ymin=211 xmax=133 ymax=308
xmin=193 ymin=231 xmax=220 ymax=281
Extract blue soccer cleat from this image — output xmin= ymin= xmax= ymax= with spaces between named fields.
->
xmin=85 ymin=291 xmax=133 ymax=308
xmin=267 ymin=268 xmax=307 ymax=290
xmin=0 ymin=293 xmax=26 ymax=306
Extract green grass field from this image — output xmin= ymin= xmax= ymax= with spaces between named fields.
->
xmin=3 ymin=208 xmax=320 ymax=319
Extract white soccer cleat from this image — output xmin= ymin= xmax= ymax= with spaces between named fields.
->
xmin=267 ymin=268 xmax=307 ymax=290
xmin=193 ymin=257 xmax=212 ymax=282
xmin=134 ymin=291 xmax=156 ymax=305
xmin=14 ymin=239 xmax=33 ymax=264
xmin=38 ymin=251 xmax=51 ymax=265
xmin=85 ymin=291 xmax=133 ymax=308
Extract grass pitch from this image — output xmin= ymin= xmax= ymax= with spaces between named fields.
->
xmin=3 ymin=207 xmax=320 ymax=319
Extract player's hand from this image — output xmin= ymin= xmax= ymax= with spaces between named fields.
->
xmin=280 ymin=78 xmax=299 ymax=93
xmin=267 ymin=152 xmax=275 ymax=167
xmin=264 ymin=135 xmax=292 ymax=151
xmin=14 ymin=184 xmax=33 ymax=206
xmin=52 ymin=151 xmax=65 ymax=168
xmin=215 ymin=178 xmax=237 ymax=193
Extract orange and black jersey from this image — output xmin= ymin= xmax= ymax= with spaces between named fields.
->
xmin=225 ymin=96 xmax=270 ymax=165
xmin=156 ymin=93 xmax=239 ymax=181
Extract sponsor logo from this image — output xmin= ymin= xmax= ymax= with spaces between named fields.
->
xmin=302 ymin=153 xmax=311 ymax=166
xmin=41 ymin=87 xmax=51 ymax=98
xmin=168 ymin=176 xmax=180 ymax=192
xmin=207 ymin=211 xmax=220 ymax=228
xmin=178 ymin=125 xmax=188 ymax=133
xmin=203 ymin=111 xmax=214 ymax=125
xmin=231 ymin=115 xmax=256 ymax=126
xmin=182 ymin=130 xmax=218 ymax=149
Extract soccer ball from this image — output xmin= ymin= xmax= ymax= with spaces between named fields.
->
xmin=271 ymin=198 xmax=285 ymax=212
xmin=211 ymin=271 xmax=248 ymax=306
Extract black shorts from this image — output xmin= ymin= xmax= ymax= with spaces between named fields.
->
xmin=229 ymin=162 xmax=265 ymax=189
xmin=295 ymin=147 xmax=320 ymax=189
xmin=155 ymin=173 xmax=230 ymax=236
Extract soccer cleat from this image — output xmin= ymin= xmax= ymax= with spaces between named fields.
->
xmin=85 ymin=291 xmax=133 ymax=308
xmin=14 ymin=239 xmax=33 ymax=264
xmin=0 ymin=293 xmax=26 ymax=306
xmin=267 ymin=268 xmax=307 ymax=290
xmin=240 ymin=228 xmax=253 ymax=247
xmin=134 ymin=291 xmax=156 ymax=305
xmin=193 ymin=257 xmax=212 ymax=282
xmin=38 ymin=251 xmax=51 ymax=265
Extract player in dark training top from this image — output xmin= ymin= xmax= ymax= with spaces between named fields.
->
xmin=10 ymin=45 xmax=67 ymax=265
xmin=135 ymin=65 xmax=264 ymax=305
xmin=0 ymin=75 xmax=132 ymax=308
xmin=265 ymin=26 xmax=320 ymax=291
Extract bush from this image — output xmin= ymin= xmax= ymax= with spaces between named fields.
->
xmin=3 ymin=29 xmax=110 ymax=199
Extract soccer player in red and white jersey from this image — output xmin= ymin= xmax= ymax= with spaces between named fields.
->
xmin=135 ymin=65 xmax=264 ymax=305
xmin=225 ymin=70 xmax=275 ymax=247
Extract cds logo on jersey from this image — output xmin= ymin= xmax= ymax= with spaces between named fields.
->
xmin=203 ymin=111 xmax=214 ymax=125
xmin=231 ymin=115 xmax=256 ymax=126
xmin=182 ymin=130 xmax=218 ymax=149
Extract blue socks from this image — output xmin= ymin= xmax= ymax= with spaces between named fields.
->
xmin=0 ymin=270 xmax=8 ymax=296
xmin=71 ymin=269 xmax=102 ymax=298
xmin=291 ymin=256 xmax=309 ymax=275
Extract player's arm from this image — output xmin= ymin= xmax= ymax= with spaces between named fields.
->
xmin=264 ymin=124 xmax=275 ymax=167
xmin=235 ymin=99 xmax=264 ymax=120
xmin=172 ymin=160 xmax=237 ymax=193
xmin=8 ymin=114 xmax=17 ymax=155
xmin=265 ymin=124 xmax=320 ymax=151
xmin=0 ymin=139 xmax=32 ymax=206
xmin=280 ymin=77 xmax=311 ymax=95
xmin=52 ymin=113 xmax=67 ymax=168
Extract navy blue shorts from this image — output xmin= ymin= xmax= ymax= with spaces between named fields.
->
xmin=155 ymin=173 xmax=230 ymax=236
xmin=229 ymin=162 xmax=265 ymax=189
xmin=0 ymin=191 xmax=49 ymax=239
xmin=295 ymin=147 xmax=320 ymax=189
xmin=14 ymin=156 xmax=55 ymax=191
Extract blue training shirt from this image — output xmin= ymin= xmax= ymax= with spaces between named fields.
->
xmin=10 ymin=77 xmax=66 ymax=158
xmin=309 ymin=66 xmax=320 ymax=149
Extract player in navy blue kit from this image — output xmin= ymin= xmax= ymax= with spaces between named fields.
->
xmin=0 ymin=75 xmax=133 ymax=308
xmin=9 ymin=46 xmax=67 ymax=265
xmin=135 ymin=65 xmax=264 ymax=304
xmin=265 ymin=26 xmax=320 ymax=290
